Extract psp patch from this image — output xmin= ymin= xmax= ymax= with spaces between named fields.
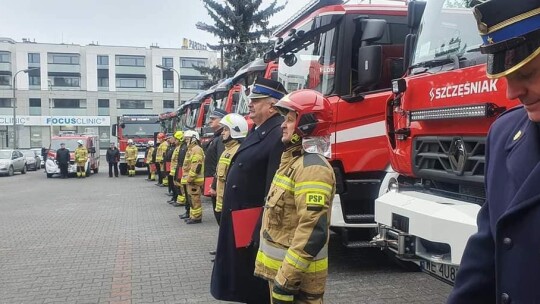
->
xmin=306 ymin=193 xmax=325 ymax=211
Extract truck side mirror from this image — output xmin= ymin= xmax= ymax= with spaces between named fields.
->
xmin=120 ymin=123 xmax=126 ymax=129
xmin=357 ymin=45 xmax=382 ymax=89
xmin=360 ymin=19 xmax=387 ymax=46
xmin=112 ymin=124 xmax=117 ymax=137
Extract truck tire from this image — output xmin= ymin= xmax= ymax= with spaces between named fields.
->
xmin=119 ymin=163 xmax=128 ymax=175
xmin=47 ymin=173 xmax=53 ymax=178
xmin=86 ymin=164 xmax=91 ymax=177
xmin=93 ymin=166 xmax=99 ymax=174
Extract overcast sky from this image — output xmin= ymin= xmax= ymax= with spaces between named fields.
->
xmin=1 ymin=0 xmax=308 ymax=48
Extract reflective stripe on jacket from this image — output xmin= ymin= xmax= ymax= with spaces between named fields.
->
xmin=156 ymin=141 xmax=168 ymax=163
xmin=169 ymin=145 xmax=180 ymax=176
xmin=216 ymin=140 xmax=240 ymax=212
xmin=254 ymin=144 xmax=336 ymax=296
xmin=145 ymin=147 xmax=154 ymax=164
xmin=125 ymin=145 xmax=138 ymax=161
xmin=181 ymin=142 xmax=204 ymax=185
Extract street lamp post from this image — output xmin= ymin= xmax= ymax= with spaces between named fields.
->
xmin=12 ymin=67 xmax=39 ymax=149
xmin=156 ymin=64 xmax=182 ymax=106
xmin=48 ymin=80 xmax=53 ymax=147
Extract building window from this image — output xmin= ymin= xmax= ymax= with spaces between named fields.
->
xmin=115 ymin=55 xmax=145 ymax=66
xmin=29 ymin=98 xmax=41 ymax=107
xmin=181 ymin=79 xmax=205 ymax=89
xmin=181 ymin=58 xmax=207 ymax=68
xmin=162 ymin=57 xmax=173 ymax=68
xmin=54 ymin=99 xmax=85 ymax=108
xmin=48 ymin=53 xmax=80 ymax=65
xmin=163 ymin=79 xmax=173 ymax=88
xmin=163 ymin=100 xmax=174 ymax=109
xmin=0 ymin=98 xmax=11 ymax=108
xmin=49 ymin=76 xmax=80 ymax=87
xmin=28 ymin=53 xmax=40 ymax=64
xmin=0 ymin=75 xmax=10 ymax=86
xmin=97 ymin=55 xmax=109 ymax=65
xmin=118 ymin=100 xmax=150 ymax=109
xmin=97 ymin=69 xmax=108 ymax=87
xmin=98 ymin=99 xmax=109 ymax=108
xmin=0 ymin=51 xmax=11 ymax=63
xmin=116 ymin=78 xmax=146 ymax=88
xmin=30 ymin=127 xmax=42 ymax=148
xmin=29 ymin=76 xmax=41 ymax=86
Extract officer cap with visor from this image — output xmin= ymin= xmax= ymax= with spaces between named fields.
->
xmin=248 ymin=77 xmax=288 ymax=100
xmin=209 ymin=108 xmax=228 ymax=119
xmin=474 ymin=0 xmax=540 ymax=78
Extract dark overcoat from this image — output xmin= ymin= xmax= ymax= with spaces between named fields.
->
xmin=448 ymin=106 xmax=540 ymax=304
xmin=211 ymin=114 xmax=284 ymax=303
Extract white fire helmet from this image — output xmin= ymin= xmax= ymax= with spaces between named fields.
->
xmin=77 ymin=140 xmax=84 ymax=145
xmin=220 ymin=113 xmax=248 ymax=139
xmin=148 ymin=140 xmax=154 ymax=146
xmin=127 ymin=139 xmax=134 ymax=144
xmin=184 ymin=130 xmax=200 ymax=141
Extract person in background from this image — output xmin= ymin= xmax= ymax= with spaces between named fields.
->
xmin=204 ymin=108 xmax=228 ymax=224
xmin=125 ymin=139 xmax=138 ymax=177
xmin=155 ymin=132 xmax=168 ymax=186
xmin=168 ymin=131 xmax=183 ymax=204
xmin=448 ymin=0 xmax=540 ymax=303
xmin=211 ymin=77 xmax=287 ymax=304
xmin=55 ymin=143 xmax=70 ymax=179
xmin=74 ymin=140 xmax=88 ymax=178
xmin=255 ymin=90 xmax=336 ymax=304
xmin=180 ymin=130 xmax=205 ymax=224
xmin=106 ymin=142 xmax=120 ymax=178
xmin=145 ymin=140 xmax=155 ymax=181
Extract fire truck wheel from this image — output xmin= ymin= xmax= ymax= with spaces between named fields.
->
xmin=93 ymin=166 xmax=99 ymax=174
xmin=46 ymin=173 xmax=52 ymax=178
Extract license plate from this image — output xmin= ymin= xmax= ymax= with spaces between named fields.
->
xmin=420 ymin=260 xmax=458 ymax=285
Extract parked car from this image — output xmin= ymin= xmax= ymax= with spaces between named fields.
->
xmin=21 ymin=149 xmax=40 ymax=171
xmin=30 ymin=148 xmax=45 ymax=168
xmin=0 ymin=149 xmax=27 ymax=176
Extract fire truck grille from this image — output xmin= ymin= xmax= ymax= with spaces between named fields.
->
xmin=413 ymin=136 xmax=486 ymax=185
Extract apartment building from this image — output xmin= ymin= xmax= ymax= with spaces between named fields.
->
xmin=0 ymin=37 xmax=218 ymax=149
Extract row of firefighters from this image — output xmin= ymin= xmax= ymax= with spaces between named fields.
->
xmin=125 ymin=84 xmax=337 ymax=303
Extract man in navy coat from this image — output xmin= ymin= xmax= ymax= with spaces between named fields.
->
xmin=448 ymin=0 xmax=540 ymax=303
xmin=211 ymin=78 xmax=287 ymax=303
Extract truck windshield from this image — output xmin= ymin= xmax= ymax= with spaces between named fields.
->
xmin=411 ymin=0 xmax=483 ymax=71
xmin=122 ymin=123 xmax=160 ymax=138
xmin=277 ymin=25 xmax=338 ymax=95
xmin=51 ymin=139 xmax=79 ymax=151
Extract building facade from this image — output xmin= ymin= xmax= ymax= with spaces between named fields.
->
xmin=0 ymin=37 xmax=217 ymax=150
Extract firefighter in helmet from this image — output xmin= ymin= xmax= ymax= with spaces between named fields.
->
xmin=254 ymin=90 xmax=336 ymax=303
xmin=169 ymin=131 xmax=185 ymax=205
xmin=125 ymin=139 xmax=138 ymax=177
xmin=155 ymin=132 xmax=168 ymax=186
xmin=180 ymin=130 xmax=205 ymax=224
xmin=74 ymin=139 xmax=89 ymax=178
xmin=145 ymin=140 xmax=155 ymax=181
xmin=214 ymin=113 xmax=249 ymax=223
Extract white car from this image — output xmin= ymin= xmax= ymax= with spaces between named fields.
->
xmin=0 ymin=149 xmax=27 ymax=176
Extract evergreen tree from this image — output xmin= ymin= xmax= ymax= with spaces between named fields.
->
xmin=195 ymin=0 xmax=286 ymax=85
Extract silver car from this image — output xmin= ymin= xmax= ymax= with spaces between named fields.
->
xmin=0 ymin=149 xmax=27 ymax=176
xmin=21 ymin=149 xmax=41 ymax=171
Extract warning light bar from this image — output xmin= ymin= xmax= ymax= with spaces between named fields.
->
xmin=409 ymin=103 xmax=504 ymax=121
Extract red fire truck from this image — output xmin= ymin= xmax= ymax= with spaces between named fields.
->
xmin=374 ymin=0 xmax=519 ymax=284
xmin=265 ymin=0 xmax=409 ymax=246
xmin=112 ymin=114 xmax=160 ymax=175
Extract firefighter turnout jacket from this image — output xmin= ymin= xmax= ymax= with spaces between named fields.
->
xmin=181 ymin=142 xmax=204 ymax=185
xmin=169 ymin=145 xmax=181 ymax=177
xmin=254 ymin=144 xmax=336 ymax=298
xmin=145 ymin=146 xmax=154 ymax=164
xmin=156 ymin=141 xmax=169 ymax=163
xmin=74 ymin=146 xmax=88 ymax=164
xmin=215 ymin=140 xmax=241 ymax=212
xmin=125 ymin=145 xmax=138 ymax=162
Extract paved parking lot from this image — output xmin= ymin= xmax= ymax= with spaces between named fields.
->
xmin=0 ymin=166 xmax=451 ymax=303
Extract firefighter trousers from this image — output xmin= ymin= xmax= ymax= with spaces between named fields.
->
xmin=187 ymin=184 xmax=202 ymax=220
xmin=76 ymin=161 xmax=86 ymax=177
xmin=269 ymin=282 xmax=323 ymax=304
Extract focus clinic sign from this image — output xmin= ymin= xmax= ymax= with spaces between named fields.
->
xmin=0 ymin=116 xmax=111 ymax=126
